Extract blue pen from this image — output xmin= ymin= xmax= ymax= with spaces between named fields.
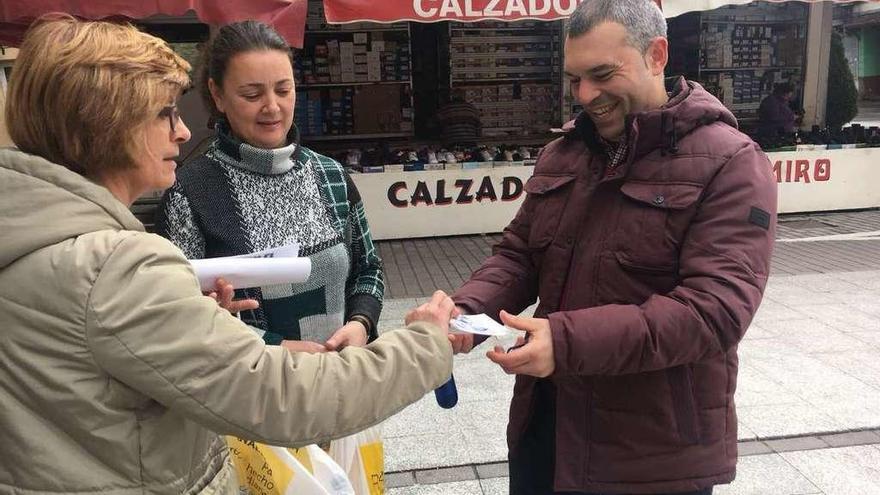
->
xmin=434 ymin=375 xmax=458 ymax=408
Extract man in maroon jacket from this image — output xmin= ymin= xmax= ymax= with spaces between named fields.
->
xmin=449 ymin=1 xmax=778 ymax=494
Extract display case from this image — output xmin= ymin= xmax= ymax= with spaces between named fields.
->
xmin=297 ymin=0 xmax=415 ymax=142
xmin=448 ymin=20 xmax=564 ymax=137
xmin=668 ymin=2 xmax=809 ymax=123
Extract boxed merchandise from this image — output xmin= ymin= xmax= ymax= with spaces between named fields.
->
xmin=353 ymin=85 xmax=403 ymax=134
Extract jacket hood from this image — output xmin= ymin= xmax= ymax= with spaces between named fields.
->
xmin=563 ymin=77 xmax=739 ymax=162
xmin=0 ymin=147 xmax=143 ymax=269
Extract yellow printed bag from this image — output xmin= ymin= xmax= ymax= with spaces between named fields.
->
xmin=328 ymin=425 xmax=384 ymax=495
xmin=226 ymin=437 xmax=355 ymax=495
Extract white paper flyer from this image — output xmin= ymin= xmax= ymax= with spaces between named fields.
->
xmin=190 ymin=243 xmax=310 ymax=291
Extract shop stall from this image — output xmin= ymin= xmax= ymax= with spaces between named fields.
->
xmin=353 ymin=146 xmax=880 ymax=240
xmin=4 ymin=0 xmax=879 ymax=235
xmin=298 ymin=0 xmax=879 ymax=239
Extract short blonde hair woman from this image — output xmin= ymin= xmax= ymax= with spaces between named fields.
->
xmin=0 ymin=15 xmax=453 ymax=494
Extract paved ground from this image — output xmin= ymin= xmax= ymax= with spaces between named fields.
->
xmin=374 ymin=209 xmax=880 ymax=494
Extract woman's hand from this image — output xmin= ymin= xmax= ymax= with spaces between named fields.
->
xmin=206 ymin=277 xmax=259 ymax=315
xmin=281 ymin=340 xmax=328 ymax=354
xmin=324 ymin=320 xmax=369 ymax=351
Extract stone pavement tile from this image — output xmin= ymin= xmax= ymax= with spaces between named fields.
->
xmin=463 ymin=427 xmax=508 ymax=466
xmin=746 ymin=353 xmax=873 ymax=400
xmin=479 ymin=477 xmax=509 ymax=495
xmin=737 ymin=339 xmax=802 ymax=362
xmin=451 ymin=355 xmax=515 ymax=405
xmin=383 ymin=297 xmax=425 ymax=310
xmin=387 ymin=480 xmax=482 ymax=495
xmin=383 ymin=398 xmax=458 ymax=439
xmin=752 ymin=301 xmax=807 ymax=324
xmin=384 ymin=431 xmax=474 ymax=472
xmin=852 ymin=331 xmax=880 ymax=349
xmin=836 ymin=270 xmax=880 ymax=290
xmin=795 ymin=303 xmax=880 ymax=333
xmin=738 ymin=423 xmax=759 ymax=442
xmin=770 ymin=273 xmax=864 ymax=293
xmin=804 ymin=394 xmax=880 ymax=430
xmin=845 ymin=294 xmax=880 ymax=319
xmin=764 ymin=285 xmax=849 ymax=307
xmin=735 ymin=367 xmax=804 ymax=408
xmin=475 ymin=462 xmax=509 ymax=479
xmin=812 ymin=350 xmax=880 ymax=391
xmin=820 ymin=430 xmax=880 ymax=448
xmin=738 ymin=440 xmax=773 ymax=456
xmin=414 ymin=466 xmax=477 ymax=485
xmin=742 ymin=323 xmax=779 ymax=341
xmin=767 ymin=319 xmax=871 ymax=354
xmin=714 ymin=453 xmax=821 ymax=495
xmin=386 ymin=472 xmax=416 ymax=489
xmin=737 ymin=403 xmax=841 ymax=438
xmin=451 ymin=400 xmax=512 ymax=437
xmin=765 ymin=436 xmax=829 ymax=453
xmin=781 ymin=445 xmax=880 ymax=495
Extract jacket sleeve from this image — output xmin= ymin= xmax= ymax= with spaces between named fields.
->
xmin=452 ymin=190 xmax=540 ymax=321
xmin=550 ymin=142 xmax=777 ymax=376
xmin=343 ymin=174 xmax=384 ymax=341
xmin=154 ymin=183 xmax=207 ymax=260
xmin=85 ymin=233 xmax=452 ymax=447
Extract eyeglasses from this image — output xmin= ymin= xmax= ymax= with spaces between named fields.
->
xmin=158 ymin=105 xmax=182 ymax=133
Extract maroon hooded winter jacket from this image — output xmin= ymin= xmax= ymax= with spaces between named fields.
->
xmin=453 ymin=78 xmax=778 ymax=494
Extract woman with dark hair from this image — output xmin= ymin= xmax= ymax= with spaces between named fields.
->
xmin=0 ymin=15 xmax=453 ymax=494
xmin=157 ymin=21 xmax=383 ymax=354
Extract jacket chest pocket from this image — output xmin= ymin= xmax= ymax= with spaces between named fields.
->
xmin=613 ymin=181 xmax=703 ymax=273
xmin=523 ymin=174 xmax=577 ymax=250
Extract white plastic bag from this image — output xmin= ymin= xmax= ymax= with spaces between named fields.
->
xmin=328 ymin=424 xmax=385 ymax=495
xmin=227 ymin=437 xmax=354 ymax=495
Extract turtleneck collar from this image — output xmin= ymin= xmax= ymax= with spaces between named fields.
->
xmin=213 ymin=121 xmax=303 ymax=175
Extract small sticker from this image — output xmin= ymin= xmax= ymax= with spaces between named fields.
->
xmin=749 ymin=207 xmax=771 ymax=230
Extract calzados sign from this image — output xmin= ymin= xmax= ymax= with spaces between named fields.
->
xmin=387 ymin=175 xmax=524 ymax=207
xmin=323 ymin=0 xmax=586 ymax=22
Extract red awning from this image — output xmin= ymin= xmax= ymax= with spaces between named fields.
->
xmin=321 ymin=0 xmax=879 ymax=23
xmin=0 ymin=0 xmax=307 ymax=47
xmin=322 ymin=0 xmax=588 ymax=23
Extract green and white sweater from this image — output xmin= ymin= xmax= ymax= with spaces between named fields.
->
xmin=156 ymin=124 xmax=383 ymax=344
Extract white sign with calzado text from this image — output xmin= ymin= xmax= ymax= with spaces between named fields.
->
xmin=772 ymin=148 xmax=880 ymax=214
xmin=351 ymin=148 xmax=880 ymax=240
xmin=352 ymin=166 xmax=533 ymax=240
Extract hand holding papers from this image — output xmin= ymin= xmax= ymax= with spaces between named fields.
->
xmin=450 ymin=313 xmax=510 ymax=337
xmin=189 ymin=243 xmax=311 ymax=291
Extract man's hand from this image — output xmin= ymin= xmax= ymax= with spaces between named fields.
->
xmin=405 ymin=290 xmax=455 ymax=332
xmin=448 ymin=305 xmax=475 ymax=354
xmin=324 ymin=320 xmax=369 ymax=351
xmin=486 ymin=310 xmax=555 ymax=378
xmin=281 ymin=340 xmax=328 ymax=354
xmin=206 ymin=277 xmax=259 ymax=314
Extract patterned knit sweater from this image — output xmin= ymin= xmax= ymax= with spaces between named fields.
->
xmin=155 ymin=124 xmax=383 ymax=345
